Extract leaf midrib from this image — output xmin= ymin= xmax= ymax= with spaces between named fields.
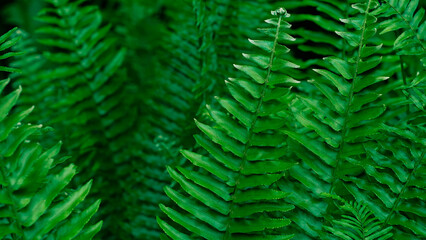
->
xmin=223 ymin=14 xmax=284 ymax=239
xmin=383 ymin=149 xmax=425 ymax=226
xmin=329 ymin=0 xmax=374 ymax=193
xmin=384 ymin=0 xmax=426 ymax=51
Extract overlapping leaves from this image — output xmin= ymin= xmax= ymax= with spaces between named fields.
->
xmin=323 ymin=194 xmax=393 ymax=240
xmin=377 ymin=0 xmax=425 ymax=56
xmin=0 ymin=28 xmax=101 ymax=240
xmin=278 ymin=0 xmax=405 ymax=238
xmin=122 ymin=1 xmax=226 ymax=238
xmin=158 ymin=8 xmax=299 ymax=239
xmin=30 ymin=0 xmax=140 ymax=238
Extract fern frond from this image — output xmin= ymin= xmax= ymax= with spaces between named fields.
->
xmin=0 ymin=29 xmax=101 ymax=240
xmin=0 ymin=27 xmax=22 ymax=73
xmin=10 ymin=30 xmax=52 ymax=125
xmin=288 ymin=0 xmax=391 ymax=194
xmin=23 ymin=0 xmax=142 ymax=237
xmin=158 ymin=7 xmax=299 ymax=239
xmin=344 ymin=68 xmax=425 ymax=238
xmin=344 ymin=123 xmax=425 ymax=238
xmin=122 ymin=1 xmax=228 ymax=238
xmin=215 ymin=0 xmax=279 ymax=88
xmin=323 ymin=193 xmax=393 ymax=240
xmin=278 ymin=0 xmax=405 ymax=238
xmin=377 ymin=0 xmax=425 ymax=56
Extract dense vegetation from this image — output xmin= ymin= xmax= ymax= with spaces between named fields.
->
xmin=0 ymin=0 xmax=424 ymax=239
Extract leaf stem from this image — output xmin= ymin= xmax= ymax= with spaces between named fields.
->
xmin=382 ymin=150 xmax=425 ymax=226
xmin=329 ymin=0 xmax=373 ymax=193
xmin=223 ymin=13 xmax=283 ymax=239
xmin=383 ymin=0 xmax=425 ymax=51
xmin=398 ymin=55 xmax=410 ymax=114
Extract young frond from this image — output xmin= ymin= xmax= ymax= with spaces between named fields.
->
xmin=323 ymin=193 xmax=393 ymax=240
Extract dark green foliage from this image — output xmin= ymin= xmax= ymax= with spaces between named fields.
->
xmin=0 ymin=0 xmax=424 ymax=239
xmin=121 ymin=1 xmax=247 ymax=238
xmin=379 ymin=0 xmax=425 ymax=56
xmin=34 ymin=0 xmax=136 ymax=157
xmin=10 ymin=0 xmax=140 ymax=238
xmin=10 ymin=30 xmax=49 ymax=124
xmin=157 ymin=8 xmax=299 ymax=239
xmin=283 ymin=0 xmax=348 ymax=70
xmin=0 ymin=28 xmax=101 ymax=240
xmin=344 ymin=124 xmax=425 ymax=239
xmin=277 ymin=1 xmax=398 ymax=238
xmin=323 ymin=194 xmax=393 ymax=240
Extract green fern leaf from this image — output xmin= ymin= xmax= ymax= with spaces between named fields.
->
xmin=0 ymin=28 xmax=101 ymax=240
xmin=0 ymin=28 xmax=22 ymax=73
xmin=277 ymin=0 xmax=407 ymax=238
xmin=323 ymin=193 xmax=393 ymax=240
xmin=377 ymin=0 xmax=425 ymax=55
xmin=344 ymin=123 xmax=425 ymax=238
xmin=22 ymin=1 xmax=144 ymax=237
xmin=158 ymin=7 xmax=299 ymax=239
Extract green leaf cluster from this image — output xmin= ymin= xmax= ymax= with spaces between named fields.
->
xmin=0 ymin=0 xmax=424 ymax=239
xmin=0 ymin=27 xmax=101 ymax=240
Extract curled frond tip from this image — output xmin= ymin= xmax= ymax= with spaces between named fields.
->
xmin=271 ymin=8 xmax=290 ymax=17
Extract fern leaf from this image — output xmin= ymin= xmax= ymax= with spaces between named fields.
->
xmin=35 ymin=0 xmax=138 ymax=154
xmin=0 ymin=28 xmax=22 ymax=73
xmin=378 ymin=0 xmax=425 ymax=55
xmin=338 ymin=5 xmax=426 ymax=236
xmin=158 ymin=8 xmax=299 ymax=239
xmin=277 ymin=0 xmax=405 ymax=238
xmin=343 ymin=122 xmax=425 ymax=239
xmin=19 ymin=0 xmax=142 ymax=237
xmin=9 ymin=30 xmax=53 ymax=126
xmin=215 ymin=0 xmax=281 ymax=91
xmin=0 ymin=28 xmax=101 ymax=240
xmin=323 ymin=193 xmax=393 ymax=240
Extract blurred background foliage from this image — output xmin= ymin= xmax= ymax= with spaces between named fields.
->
xmin=0 ymin=0 xmax=425 ymax=239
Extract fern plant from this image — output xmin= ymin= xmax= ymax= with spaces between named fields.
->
xmin=273 ymin=0 xmax=409 ymax=238
xmin=322 ymin=193 xmax=393 ymax=240
xmin=341 ymin=3 xmax=426 ymax=237
xmin=378 ymin=0 xmax=425 ymax=56
xmin=1 ymin=0 xmax=425 ymax=239
xmin=344 ymin=72 xmax=425 ymax=239
xmin=158 ymin=8 xmax=300 ymax=239
xmin=0 ymin=28 xmax=101 ymax=240
xmin=344 ymin=123 xmax=425 ymax=239
xmin=121 ymin=0 xmax=238 ymax=238
xmin=10 ymin=30 xmax=50 ymax=125
xmin=13 ymin=0 xmax=143 ymax=237
xmin=35 ymin=0 xmax=136 ymax=158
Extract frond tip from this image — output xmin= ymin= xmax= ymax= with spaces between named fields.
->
xmin=271 ymin=8 xmax=290 ymax=18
